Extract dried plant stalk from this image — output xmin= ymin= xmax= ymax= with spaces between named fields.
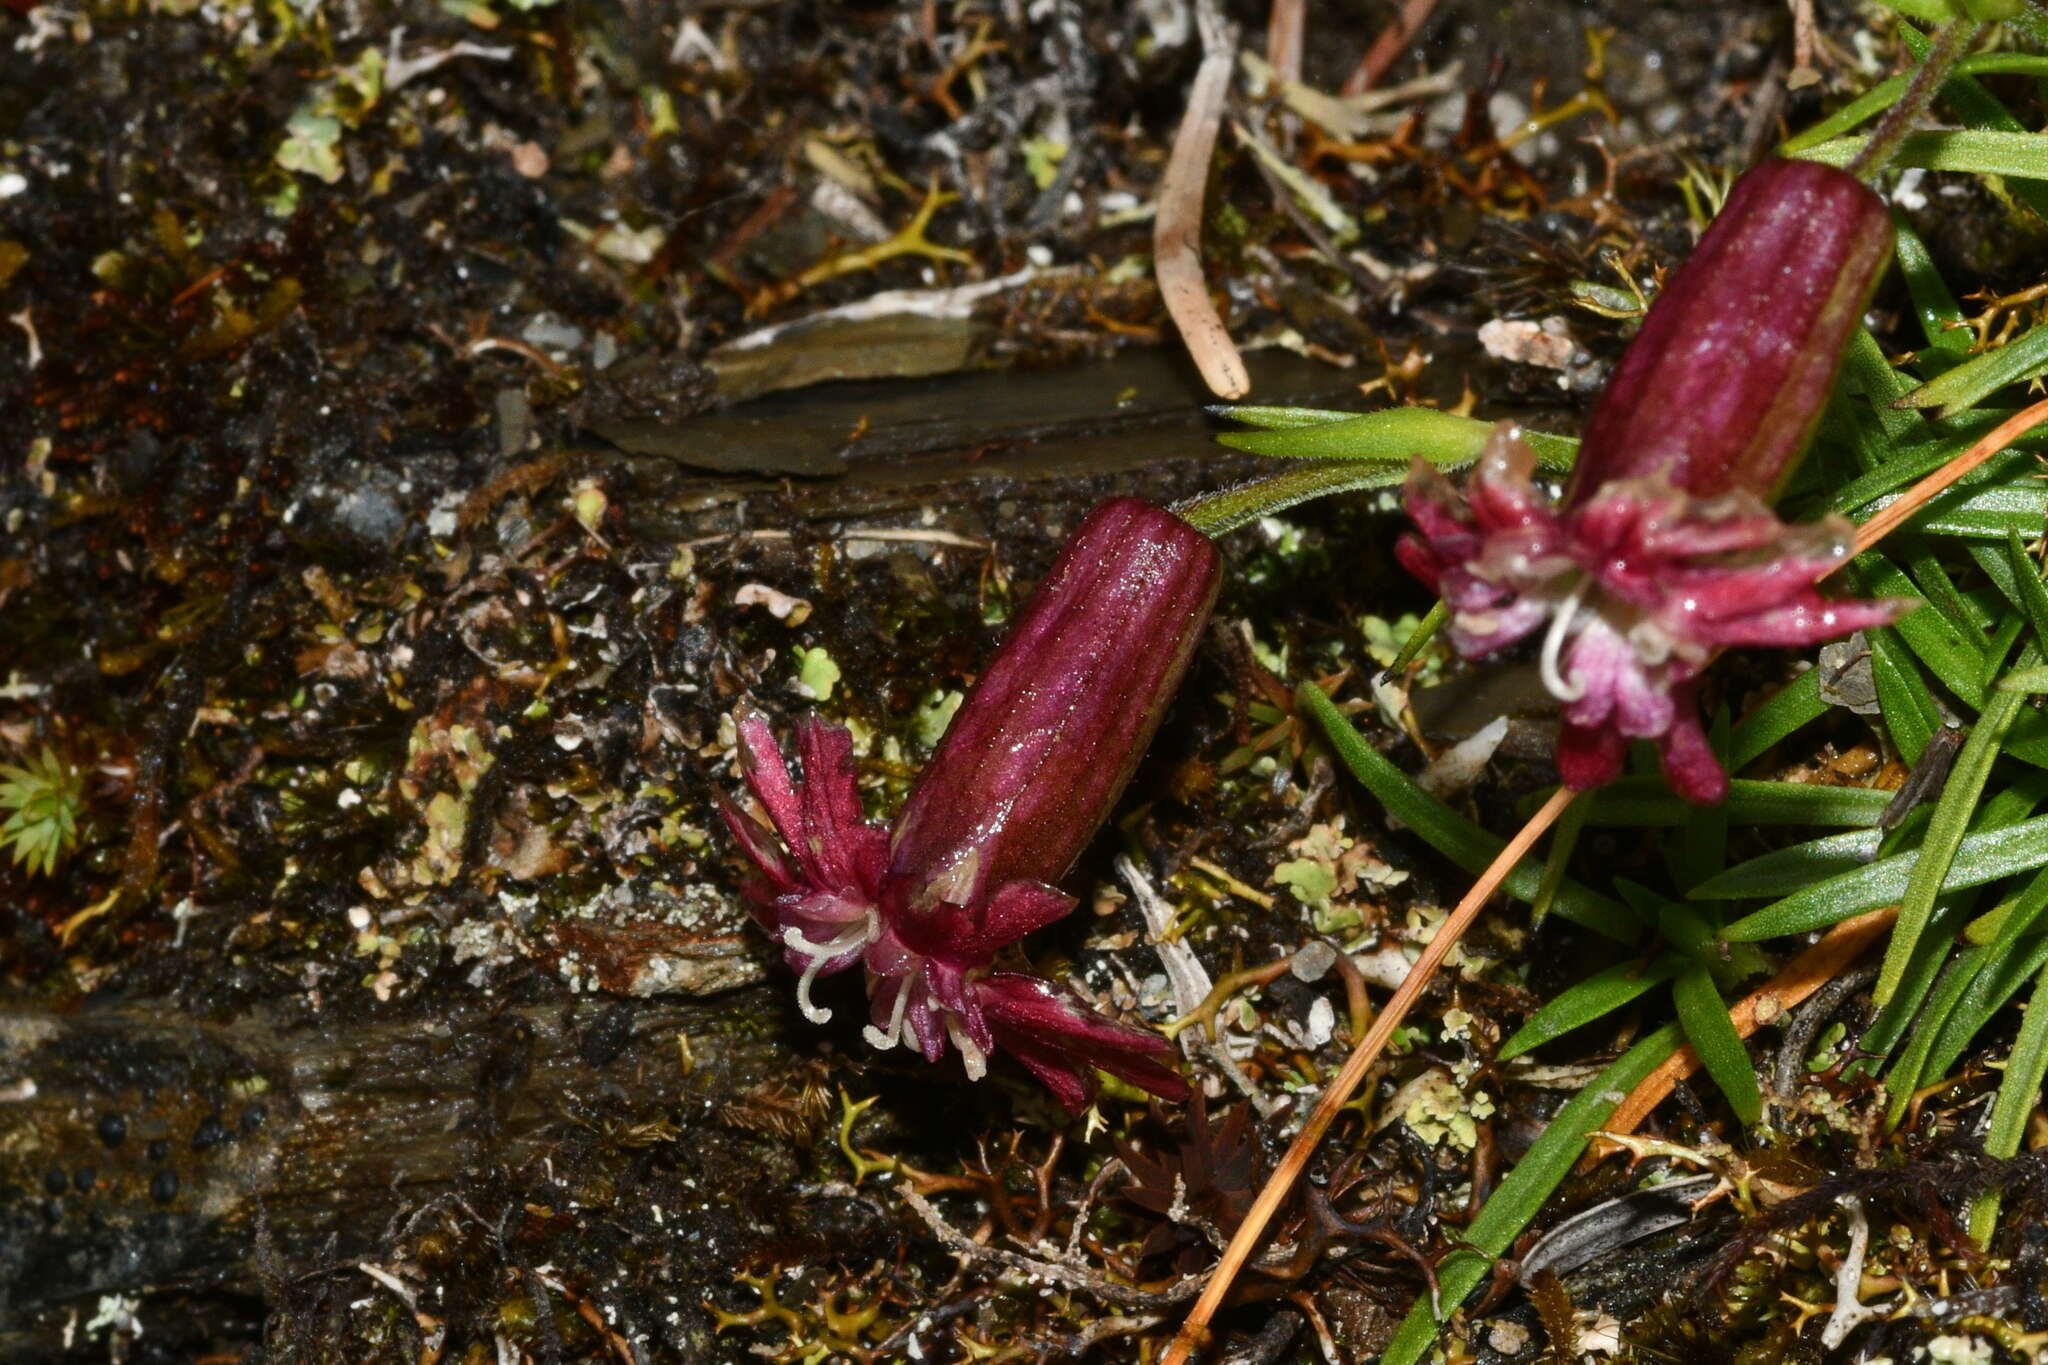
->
xmin=1155 ymin=3 xmax=1249 ymax=400
xmin=1161 ymin=786 xmax=1576 ymax=1364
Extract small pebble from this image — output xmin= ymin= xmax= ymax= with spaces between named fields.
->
xmin=150 ymin=1168 xmax=179 ymax=1204
xmin=97 ymin=1114 xmax=126 ymax=1148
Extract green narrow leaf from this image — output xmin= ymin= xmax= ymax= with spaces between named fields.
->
xmin=1999 ymin=666 xmax=2048 ymax=693
xmin=2007 ymin=528 xmax=2048 ymax=648
xmin=1213 ymin=404 xmax=1364 ymax=430
xmin=1896 ymin=20 xmax=2048 ymax=222
xmin=1846 ymin=329 xmax=1932 ymax=445
xmin=1969 ymin=957 xmax=2048 ymax=1245
xmin=1693 ymin=827 xmax=1883 ymax=903
xmin=1799 ymin=129 xmax=2048 ymax=183
xmin=1850 ymin=898 xmax=1975 ymax=1078
xmin=1378 ymin=1027 xmax=1682 ymax=1365
xmin=1875 ymin=676 xmax=2028 ymax=1004
xmin=1921 ymin=931 xmax=2048 ymax=1086
xmin=1780 ymin=51 xmax=2048 ymax=157
xmin=1867 ymin=623 xmax=1940 ymax=762
xmin=1575 ymin=777 xmax=1889 ymax=829
xmin=1728 ymin=670 xmax=1827 ymax=772
xmin=1300 ymin=683 xmax=1639 ymax=940
xmin=1856 ymin=554 xmax=1985 ymax=710
xmin=1528 ymin=786 xmax=1590 ymax=931
xmin=1215 ymin=405 xmax=1577 ymax=468
xmin=1386 ymin=600 xmax=1449 ymax=678
xmin=1833 ymin=433 xmax=2042 ymax=518
xmin=1965 ymin=861 xmax=2048 ymax=945
xmin=1891 ymin=213 xmax=1974 ymax=362
xmin=1898 ymin=323 xmax=2048 ymax=417
xmin=1672 ymin=965 xmax=1762 ymax=1125
xmin=1718 ymin=811 xmax=2048 ymax=940
xmin=1866 ymin=479 xmax=2048 ymax=540
xmin=1903 ymin=542 xmax=1990 ymax=630
xmin=1498 ymin=954 xmax=1684 ymax=1060
xmin=1175 ymin=461 xmax=1405 ymax=537
xmin=1885 ymin=943 xmax=1997 ymax=1126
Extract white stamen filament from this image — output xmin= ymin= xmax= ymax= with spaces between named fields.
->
xmin=1539 ymin=576 xmax=1591 ymax=703
xmin=862 ymin=978 xmax=913 ymax=1051
xmin=781 ymin=912 xmax=878 ymax=1025
xmin=945 ymin=1015 xmax=989 ymax=1082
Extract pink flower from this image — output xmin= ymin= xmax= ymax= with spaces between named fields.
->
xmin=1397 ymin=159 xmax=1908 ymax=802
xmin=719 ymin=498 xmax=1219 ymax=1109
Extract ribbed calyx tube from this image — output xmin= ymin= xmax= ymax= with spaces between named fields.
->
xmin=886 ymin=496 xmax=1222 ymax=914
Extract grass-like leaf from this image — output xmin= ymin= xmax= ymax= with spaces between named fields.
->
xmin=1969 ymin=956 xmax=2048 ymax=1246
xmin=1894 ymin=19 xmax=2048 ymax=223
xmin=1576 ymin=778 xmax=1889 ymax=829
xmin=1876 ymin=479 xmax=2048 ymax=540
xmin=1965 ymin=862 xmax=2048 ymax=945
xmin=2006 ymin=528 xmax=2048 ymax=650
xmin=1528 ymin=787 xmax=1590 ymax=931
xmin=1921 ymin=931 xmax=2048 ymax=1090
xmin=1692 ymin=827 xmax=1882 ymax=903
xmin=1875 ymin=668 xmax=2028 ymax=1004
xmin=1856 ymin=553 xmax=1985 ymax=710
xmin=1898 ymin=324 xmax=2048 ymax=418
xmin=1498 ymin=955 xmax=1684 ymax=1060
xmin=1727 ymin=670 xmax=1827 ymax=772
xmin=1215 ymin=404 xmax=1373 ymax=430
xmin=1719 ymin=811 xmax=2048 ymax=940
xmin=1867 ymin=623 xmax=1940 ymax=763
xmin=1832 ymin=434 xmax=2042 ymax=519
xmin=1779 ymin=53 xmax=2048 ymax=157
xmin=1672 ymin=964 xmax=1762 ymax=1125
xmin=1300 ymin=683 xmax=1638 ymax=940
xmin=1800 ymin=128 xmax=2048 ymax=181
xmin=1891 ymin=213 xmax=1974 ymax=364
xmin=1849 ymin=898 xmax=1974 ymax=1079
xmin=1378 ymin=1026 xmax=1682 ymax=1365
xmin=1213 ymin=405 xmax=1578 ymax=468
xmin=1175 ymin=460 xmax=1407 ymax=537
xmin=1885 ymin=941 xmax=1997 ymax=1126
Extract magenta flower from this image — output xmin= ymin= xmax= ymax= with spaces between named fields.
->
xmin=719 ymin=498 xmax=1220 ymax=1110
xmin=1397 ymin=158 xmax=1907 ymax=803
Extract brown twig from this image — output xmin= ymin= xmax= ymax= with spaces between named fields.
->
xmin=1161 ymin=786 xmax=1577 ymax=1365
xmin=1155 ymin=0 xmax=1249 ymax=400
xmin=1342 ymin=0 xmax=1442 ymax=96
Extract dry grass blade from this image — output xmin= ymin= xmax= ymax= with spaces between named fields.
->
xmin=1160 ymin=785 xmax=1576 ymax=1365
xmin=1342 ymin=0 xmax=1443 ymax=96
xmin=1854 ymin=397 xmax=2048 ymax=552
xmin=1156 ymin=1 xmax=1249 ymax=400
xmin=1596 ymin=905 xmax=1898 ymax=1143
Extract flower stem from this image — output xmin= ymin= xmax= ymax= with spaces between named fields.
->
xmin=1845 ymin=20 xmax=1985 ymax=181
xmin=1160 ymin=786 xmax=1577 ymax=1365
xmin=1381 ymin=599 xmax=1449 ymax=681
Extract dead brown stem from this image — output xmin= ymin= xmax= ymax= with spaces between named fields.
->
xmin=1161 ymin=786 xmax=1577 ymax=1364
xmin=1155 ymin=1 xmax=1249 ymax=400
